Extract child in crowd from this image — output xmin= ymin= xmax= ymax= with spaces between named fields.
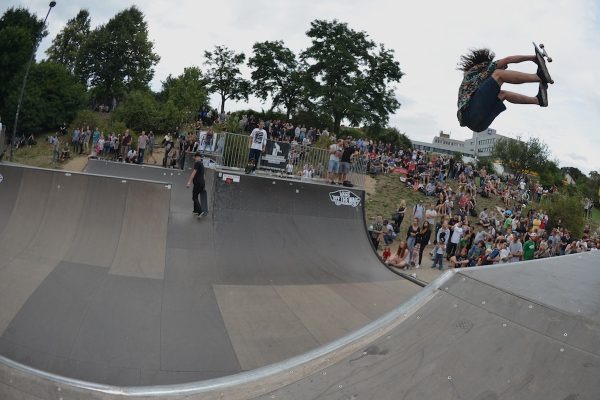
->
xmin=432 ymin=238 xmax=446 ymax=270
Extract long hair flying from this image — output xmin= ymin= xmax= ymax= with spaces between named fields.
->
xmin=457 ymin=48 xmax=495 ymax=72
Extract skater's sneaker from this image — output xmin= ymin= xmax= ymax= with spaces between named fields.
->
xmin=415 ymin=264 xmax=420 ymax=269
xmin=536 ymin=83 xmax=548 ymax=107
xmin=199 ymin=211 xmax=208 ymax=218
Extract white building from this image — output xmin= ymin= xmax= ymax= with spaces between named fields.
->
xmin=411 ymin=128 xmax=513 ymax=158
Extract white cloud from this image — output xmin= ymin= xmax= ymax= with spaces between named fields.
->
xmin=12 ymin=0 xmax=600 ymax=173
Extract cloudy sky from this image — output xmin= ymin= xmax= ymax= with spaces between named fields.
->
xmin=10 ymin=0 xmax=600 ymax=173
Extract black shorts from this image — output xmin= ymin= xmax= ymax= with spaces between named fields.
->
xmin=461 ymin=76 xmax=507 ymax=132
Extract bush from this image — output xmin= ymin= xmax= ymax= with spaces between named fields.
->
xmin=541 ymin=193 xmax=585 ymax=237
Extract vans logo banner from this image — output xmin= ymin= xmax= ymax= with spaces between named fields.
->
xmin=329 ymin=190 xmax=361 ymax=207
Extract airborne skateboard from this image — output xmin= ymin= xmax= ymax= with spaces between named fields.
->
xmin=533 ymin=42 xmax=554 ymax=84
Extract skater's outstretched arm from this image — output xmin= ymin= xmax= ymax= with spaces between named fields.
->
xmin=496 ymin=55 xmax=536 ymax=69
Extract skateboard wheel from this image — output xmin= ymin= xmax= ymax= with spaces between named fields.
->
xmin=539 ymin=43 xmax=544 ymax=48
xmin=547 ymin=57 xmax=552 ymax=62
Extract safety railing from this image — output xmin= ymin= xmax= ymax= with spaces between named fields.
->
xmin=210 ymin=132 xmax=367 ymax=187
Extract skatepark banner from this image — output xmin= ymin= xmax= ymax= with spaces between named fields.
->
xmin=260 ymin=140 xmax=290 ymax=170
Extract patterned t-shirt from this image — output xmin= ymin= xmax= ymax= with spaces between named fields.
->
xmin=456 ymin=61 xmax=497 ymax=125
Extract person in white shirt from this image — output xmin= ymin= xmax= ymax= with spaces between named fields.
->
xmin=447 ymin=221 xmax=464 ymax=260
xmin=126 ymin=148 xmax=137 ymax=163
xmin=247 ymin=120 xmax=267 ymax=174
xmin=328 ymin=139 xmax=343 ymax=184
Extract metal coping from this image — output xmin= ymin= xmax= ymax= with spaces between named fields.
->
xmin=0 ymin=267 xmax=455 ymax=396
xmin=0 ymin=161 xmax=172 ymax=186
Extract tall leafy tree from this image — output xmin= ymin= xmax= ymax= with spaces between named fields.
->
xmin=76 ymin=6 xmax=159 ymax=106
xmin=248 ymin=40 xmax=304 ymax=119
xmin=204 ymin=45 xmax=250 ymax=114
xmin=301 ymin=19 xmax=404 ymax=134
xmin=0 ymin=7 xmax=46 ymax=112
xmin=46 ymin=9 xmax=90 ymax=77
xmin=160 ymin=66 xmax=209 ymax=120
xmin=492 ymin=136 xmax=551 ymax=180
xmin=4 ymin=61 xmax=86 ymax=134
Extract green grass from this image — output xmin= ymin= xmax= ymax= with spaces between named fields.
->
xmin=9 ymin=134 xmax=83 ymax=169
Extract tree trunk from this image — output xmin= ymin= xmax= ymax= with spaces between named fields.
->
xmin=333 ymin=114 xmax=342 ymax=136
xmin=220 ymin=94 xmax=226 ymax=114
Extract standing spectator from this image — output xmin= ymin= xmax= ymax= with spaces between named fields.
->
xmin=508 ymin=234 xmax=523 ymax=262
xmin=393 ymin=200 xmax=407 ymax=234
xmin=406 ymin=218 xmax=420 ymax=263
xmin=83 ymin=126 xmax=92 ymax=154
xmin=425 ymin=203 xmax=438 ymax=225
xmin=431 ymin=238 xmax=446 ymax=270
xmin=147 ymin=132 xmax=157 ymax=164
xmin=247 ymin=120 xmax=267 ymax=174
xmin=121 ymin=130 xmax=132 ymax=161
xmin=447 ymin=221 xmax=464 ymax=260
xmin=50 ymin=133 xmax=60 ymax=165
xmin=328 ymin=139 xmax=343 ymax=184
xmin=186 ymin=152 xmax=208 ymax=217
xmin=416 ymin=221 xmax=432 ymax=267
xmin=163 ymin=133 xmax=174 ymax=167
xmin=71 ymin=127 xmax=80 ymax=154
xmin=413 ymin=200 xmax=425 ymax=221
xmin=92 ymin=127 xmax=101 ymax=155
xmin=137 ymin=131 xmax=148 ymax=164
xmin=339 ymin=140 xmax=357 ymax=184
xmin=60 ymin=122 xmax=67 ymax=136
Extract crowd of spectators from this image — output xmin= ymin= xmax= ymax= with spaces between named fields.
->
xmin=367 ymin=150 xmax=599 ymax=270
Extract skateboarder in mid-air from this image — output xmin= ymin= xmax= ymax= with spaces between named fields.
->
xmin=457 ymin=48 xmax=552 ymax=132
xmin=186 ymin=152 xmax=208 ymax=218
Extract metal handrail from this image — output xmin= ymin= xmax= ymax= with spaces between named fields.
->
xmin=211 ymin=132 xmax=367 ymax=187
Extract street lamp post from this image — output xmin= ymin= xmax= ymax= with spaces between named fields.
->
xmin=9 ymin=1 xmax=56 ymax=162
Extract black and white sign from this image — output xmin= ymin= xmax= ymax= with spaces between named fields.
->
xmin=0 ymin=174 xmax=3 ymax=184
xmin=260 ymin=140 xmax=290 ymax=170
xmin=329 ymin=190 xmax=361 ymax=207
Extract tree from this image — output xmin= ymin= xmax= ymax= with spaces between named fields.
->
xmin=204 ymin=45 xmax=250 ymax=114
xmin=46 ymin=9 xmax=90 ymax=78
xmin=248 ymin=40 xmax=304 ymax=119
xmin=4 ymin=62 xmax=86 ymax=135
xmin=160 ymin=67 xmax=209 ymax=122
xmin=76 ymin=6 xmax=160 ymax=106
xmin=541 ymin=194 xmax=585 ymax=237
xmin=113 ymin=90 xmax=182 ymax=133
xmin=491 ymin=136 xmax=551 ymax=180
xmin=538 ymin=159 xmax=563 ymax=188
xmin=0 ymin=7 xmax=46 ymax=112
xmin=364 ymin=125 xmax=412 ymax=149
xmin=301 ymin=20 xmax=404 ymax=134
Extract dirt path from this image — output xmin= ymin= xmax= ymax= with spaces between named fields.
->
xmin=62 ymin=156 xmax=89 ymax=172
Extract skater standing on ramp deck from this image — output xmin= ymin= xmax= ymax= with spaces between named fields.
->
xmin=186 ymin=152 xmax=208 ymax=218
xmin=456 ymin=48 xmax=552 ymax=132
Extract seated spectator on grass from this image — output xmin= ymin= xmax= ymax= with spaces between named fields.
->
xmin=383 ymin=219 xmax=396 ymax=245
xmin=450 ymin=247 xmax=470 ymax=268
xmin=386 ymin=241 xmax=411 ymax=269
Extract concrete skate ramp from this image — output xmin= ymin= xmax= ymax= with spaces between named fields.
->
xmin=2 ymin=162 xmax=599 ymax=399
xmin=0 ymin=161 xmax=418 ymax=392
